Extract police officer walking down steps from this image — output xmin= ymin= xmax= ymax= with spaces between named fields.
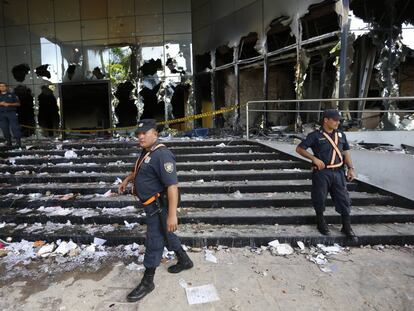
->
xmin=296 ymin=109 xmax=358 ymax=243
xmin=118 ymin=119 xmax=193 ymax=302
xmin=0 ymin=82 xmax=22 ymax=149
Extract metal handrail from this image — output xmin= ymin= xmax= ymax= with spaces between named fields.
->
xmin=245 ymin=97 xmax=414 ymax=139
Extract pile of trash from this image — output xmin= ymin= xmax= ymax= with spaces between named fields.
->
xmin=0 ymin=238 xmax=147 ymax=282
xmin=245 ymin=239 xmax=351 ymax=274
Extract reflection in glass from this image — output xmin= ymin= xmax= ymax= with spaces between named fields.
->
xmin=38 ymin=85 xmax=59 ymax=136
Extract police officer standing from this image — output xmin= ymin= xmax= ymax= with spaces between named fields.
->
xmin=0 ymin=82 xmax=22 ymax=148
xmin=118 ymin=119 xmax=193 ymax=302
xmin=296 ymin=109 xmax=358 ymax=243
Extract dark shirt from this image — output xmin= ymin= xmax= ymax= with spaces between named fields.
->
xmin=298 ymin=129 xmax=350 ymax=166
xmin=134 ymin=144 xmax=178 ymax=201
xmin=0 ymin=92 xmax=19 ymax=112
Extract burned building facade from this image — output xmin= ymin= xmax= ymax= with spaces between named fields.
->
xmin=192 ymin=0 xmax=414 ymax=132
xmin=0 ymin=0 xmax=413 ymax=138
xmin=0 ymin=0 xmax=192 ymax=136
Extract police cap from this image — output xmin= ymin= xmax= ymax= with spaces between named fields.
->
xmin=135 ymin=119 xmax=157 ymax=133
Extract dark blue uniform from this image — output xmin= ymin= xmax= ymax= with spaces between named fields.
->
xmin=0 ymin=92 xmax=22 ymax=141
xmin=134 ymin=143 xmax=182 ymax=268
xmin=299 ymin=129 xmax=351 ymax=216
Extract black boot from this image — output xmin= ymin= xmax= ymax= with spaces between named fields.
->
xmin=316 ymin=212 xmax=330 ymax=235
xmin=126 ymin=267 xmax=156 ymax=302
xmin=168 ymin=247 xmax=194 ymax=274
xmin=16 ymin=138 xmax=22 ymax=148
xmin=341 ymin=216 xmax=358 ymax=243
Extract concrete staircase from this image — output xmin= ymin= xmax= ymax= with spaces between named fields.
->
xmin=0 ymin=139 xmax=413 ymax=247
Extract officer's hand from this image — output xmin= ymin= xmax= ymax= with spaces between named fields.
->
xmin=312 ymin=158 xmax=325 ymax=170
xmin=167 ymin=215 xmax=178 ymax=232
xmin=347 ymin=168 xmax=356 ymax=181
xmin=118 ymin=181 xmax=128 ymax=194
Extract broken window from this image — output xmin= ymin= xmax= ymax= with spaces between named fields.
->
xmin=266 ymin=16 xmax=295 ymax=52
xmin=215 ymin=46 xmax=234 ymax=67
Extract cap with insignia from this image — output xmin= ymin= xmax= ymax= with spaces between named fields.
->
xmin=135 ymin=119 xmax=157 ymax=133
xmin=322 ymin=109 xmax=342 ymax=121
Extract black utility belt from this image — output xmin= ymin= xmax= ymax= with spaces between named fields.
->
xmin=312 ymin=166 xmax=344 ymax=171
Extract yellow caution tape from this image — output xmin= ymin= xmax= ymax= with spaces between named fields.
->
xmin=19 ymin=104 xmax=241 ymax=133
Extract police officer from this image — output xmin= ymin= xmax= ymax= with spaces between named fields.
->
xmin=118 ymin=119 xmax=193 ymax=302
xmin=0 ymin=82 xmax=22 ymax=148
xmin=296 ymin=109 xmax=357 ymax=242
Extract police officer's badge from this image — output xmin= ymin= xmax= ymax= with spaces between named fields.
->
xmin=164 ymin=162 xmax=174 ymax=173
xmin=144 ymin=156 xmax=151 ymax=163
xmin=338 ymin=132 xmax=342 ymax=138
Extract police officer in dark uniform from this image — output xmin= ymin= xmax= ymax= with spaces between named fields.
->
xmin=0 ymin=82 xmax=22 ymax=148
xmin=296 ymin=109 xmax=357 ymax=242
xmin=118 ymin=119 xmax=193 ymax=302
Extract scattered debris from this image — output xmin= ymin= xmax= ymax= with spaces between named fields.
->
xmin=93 ymin=237 xmax=107 ymax=246
xmin=33 ymin=240 xmax=45 ymax=247
xmin=317 ymin=244 xmax=343 ymax=255
xmin=54 ymin=241 xmax=78 ymax=256
xmin=204 ymin=249 xmax=218 ymax=263
xmin=309 ymin=253 xmax=328 ymax=266
xmin=60 ymin=193 xmax=75 ymax=201
xmin=268 ymin=240 xmax=294 ymax=256
xmin=126 ymin=262 xmax=145 ymax=271
xmin=185 ymin=284 xmax=220 ymax=305
xmin=297 ymin=241 xmax=305 ymax=250
xmin=232 ymin=190 xmax=243 ymax=199
xmin=64 ymin=150 xmax=78 ymax=159
xmin=37 ymin=243 xmax=56 ymax=258
xmin=113 ymin=178 xmax=123 ymax=185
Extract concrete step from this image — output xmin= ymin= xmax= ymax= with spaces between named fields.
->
xmin=0 ymin=160 xmax=309 ymax=174
xmin=3 ymin=145 xmax=279 ymax=158
xmin=1 ymin=205 xmax=412 ymax=226
xmin=1 ymin=139 xmax=255 ymax=153
xmin=0 ymin=221 xmax=413 ymax=246
xmin=0 ymin=152 xmax=292 ymax=166
xmin=1 ymin=138 xmax=412 ymax=247
xmin=0 ymin=169 xmax=312 ymax=184
xmin=0 ymin=180 xmax=359 ymax=195
xmin=0 ymin=191 xmax=394 ymax=209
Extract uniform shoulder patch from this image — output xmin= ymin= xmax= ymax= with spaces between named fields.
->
xmin=164 ymin=162 xmax=174 ymax=173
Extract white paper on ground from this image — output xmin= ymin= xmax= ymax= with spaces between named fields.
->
xmin=126 ymin=262 xmax=145 ymax=271
xmin=54 ymin=240 xmax=77 ymax=255
xmin=268 ymin=239 xmax=280 ymax=248
xmin=309 ymin=254 xmax=328 ymax=265
xmin=268 ymin=240 xmax=294 ymax=255
xmin=297 ymin=241 xmax=305 ymax=250
xmin=185 ymin=284 xmax=220 ymax=305
xmin=64 ymin=150 xmax=78 ymax=159
xmin=204 ymin=250 xmax=217 ymax=263
xmin=93 ymin=237 xmax=107 ymax=246
xmin=317 ymin=244 xmax=343 ymax=255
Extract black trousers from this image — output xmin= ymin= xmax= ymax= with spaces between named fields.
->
xmin=311 ymin=169 xmax=351 ymax=216
xmin=143 ymin=200 xmax=182 ymax=268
